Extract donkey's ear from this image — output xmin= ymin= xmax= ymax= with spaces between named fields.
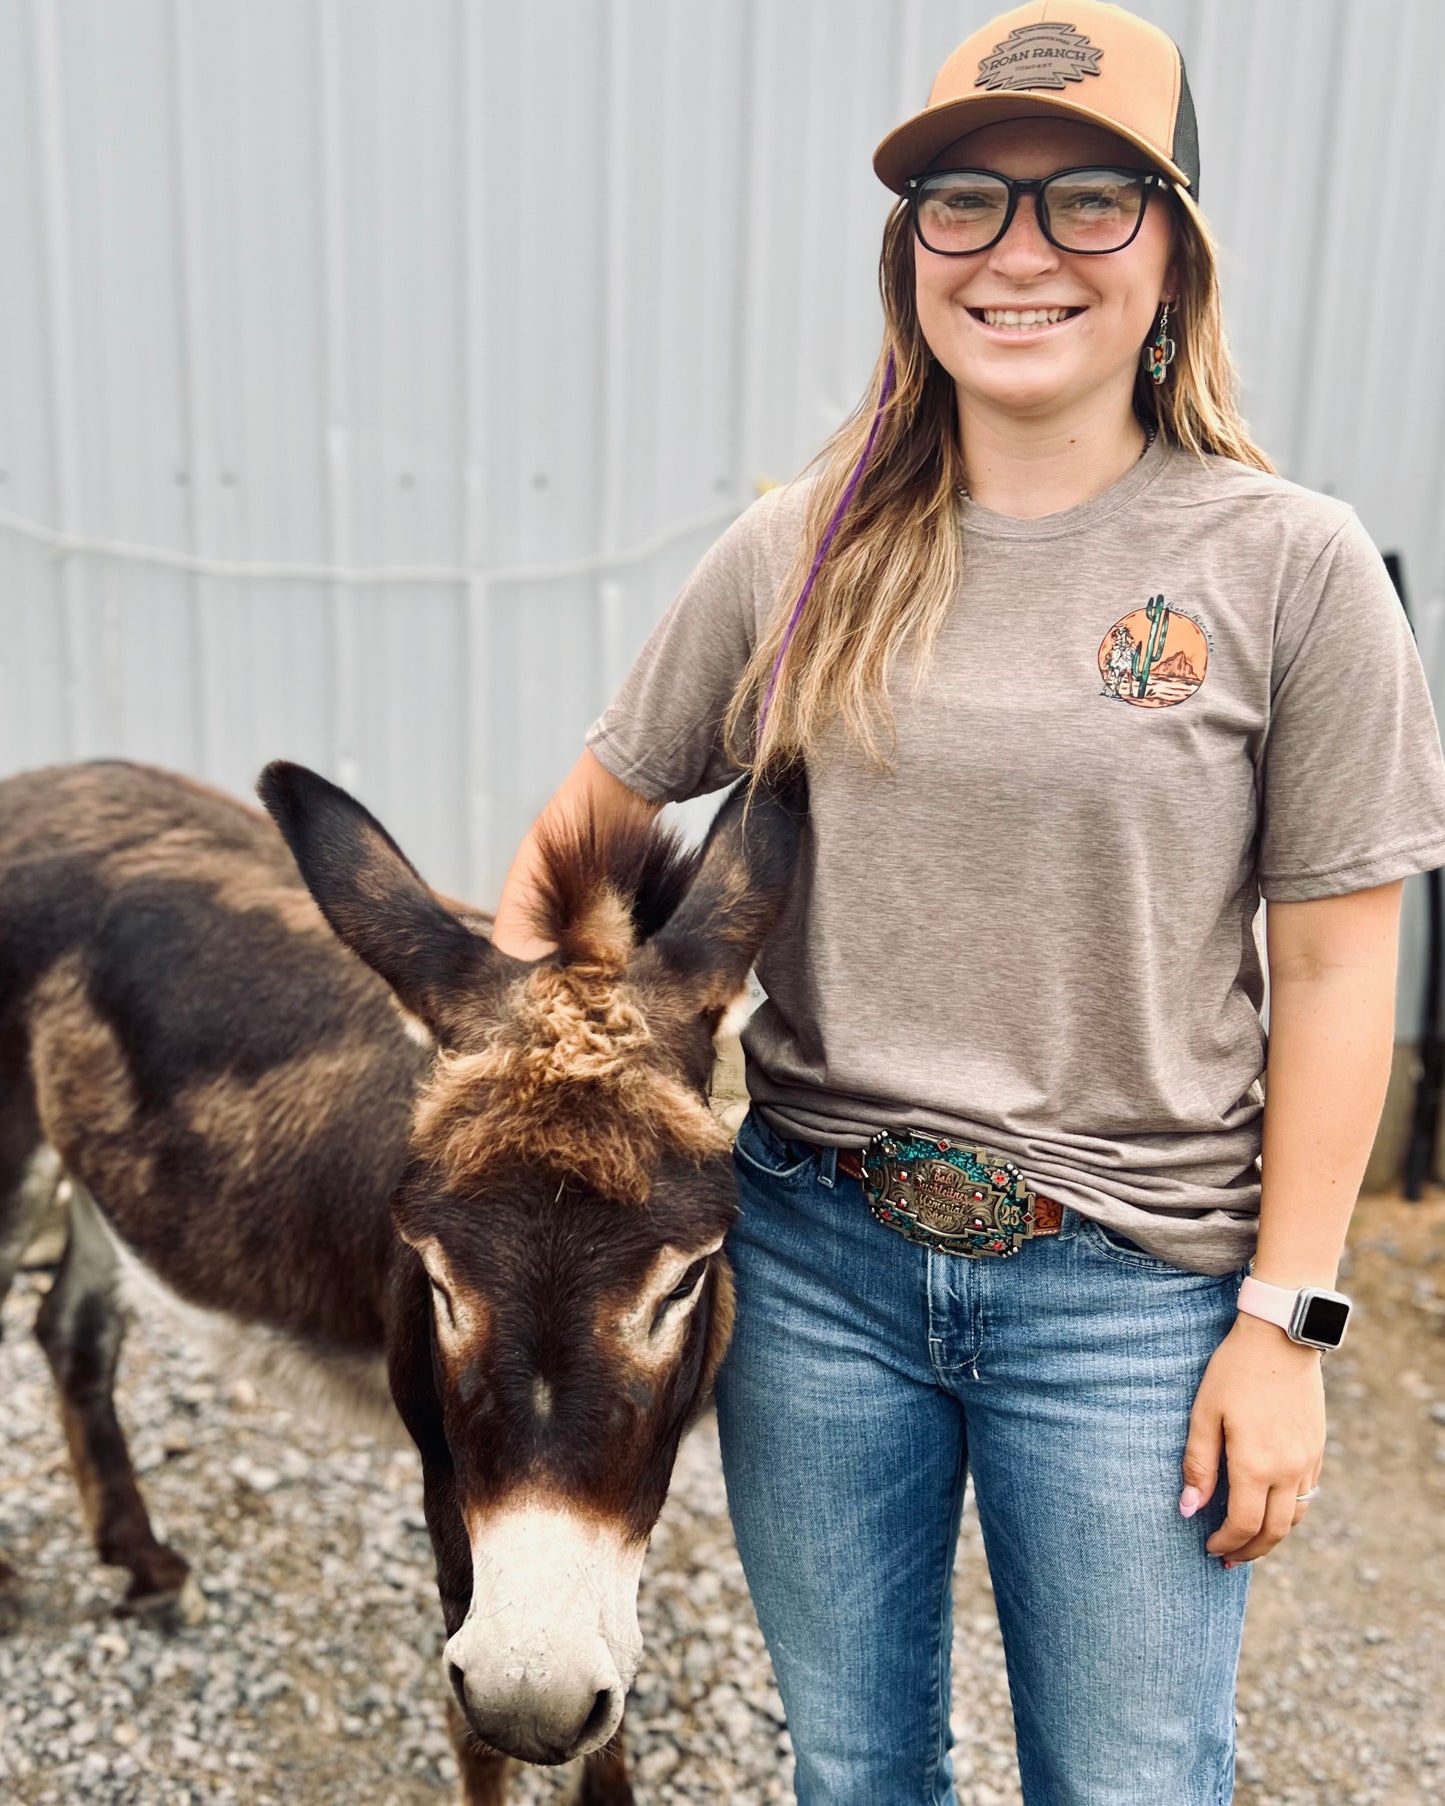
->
xmin=257 ymin=761 xmax=500 ymax=1046
xmin=640 ymin=767 xmax=805 ymax=1013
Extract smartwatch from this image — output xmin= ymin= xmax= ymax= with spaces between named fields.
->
xmin=1237 ymin=1275 xmax=1352 ymax=1351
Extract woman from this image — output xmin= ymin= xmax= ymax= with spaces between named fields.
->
xmin=492 ymin=4 xmax=1445 ymax=1801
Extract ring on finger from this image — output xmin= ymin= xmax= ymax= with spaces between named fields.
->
xmin=1295 ymin=1485 xmax=1320 ymax=1503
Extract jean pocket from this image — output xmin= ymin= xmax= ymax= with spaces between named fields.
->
xmin=732 ymin=1108 xmax=817 ymax=1188
xmin=1077 ymin=1215 xmax=1186 ymax=1274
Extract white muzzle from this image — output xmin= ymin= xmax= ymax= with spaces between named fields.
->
xmin=444 ymin=1499 xmax=646 ymax=1765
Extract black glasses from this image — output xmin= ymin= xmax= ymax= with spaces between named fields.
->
xmin=906 ymin=165 xmax=1167 ymax=257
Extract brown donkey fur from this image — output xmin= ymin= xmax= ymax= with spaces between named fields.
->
xmin=0 ymin=758 xmax=802 ymax=1802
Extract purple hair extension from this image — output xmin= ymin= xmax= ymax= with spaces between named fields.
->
xmin=755 ymin=350 xmax=898 ymax=748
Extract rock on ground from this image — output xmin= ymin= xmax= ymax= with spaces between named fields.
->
xmin=1 ymin=1188 xmax=1442 ymax=1804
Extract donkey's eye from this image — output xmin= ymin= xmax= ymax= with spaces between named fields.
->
xmin=650 ymin=1260 xmax=708 ymax=1334
xmin=666 ymin=1259 xmax=709 ymax=1304
xmin=430 ymin=1280 xmax=457 ymax=1331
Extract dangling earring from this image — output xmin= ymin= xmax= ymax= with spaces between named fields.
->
xmin=1147 ymin=302 xmax=1176 ymax=385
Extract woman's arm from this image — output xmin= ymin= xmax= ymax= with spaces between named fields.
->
xmin=1179 ymin=878 xmax=1404 ymax=1563
xmin=1253 ymin=878 xmax=1404 ymax=1285
xmin=490 ymin=750 xmax=662 ymax=960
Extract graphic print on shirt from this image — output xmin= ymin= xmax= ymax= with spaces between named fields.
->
xmin=1097 ymin=596 xmax=1210 ymax=708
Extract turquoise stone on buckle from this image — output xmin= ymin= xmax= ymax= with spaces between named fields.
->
xmin=860 ymin=1129 xmax=1038 ymax=1258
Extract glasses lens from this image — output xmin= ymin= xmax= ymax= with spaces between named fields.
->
xmin=915 ymin=173 xmax=1011 ymax=253
xmin=1041 ymin=169 xmax=1148 ymax=251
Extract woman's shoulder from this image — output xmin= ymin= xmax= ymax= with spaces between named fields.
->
xmin=693 ymin=475 xmax=817 ymax=621
xmin=1159 ymin=444 xmax=1356 ymax=549
xmin=731 ymin=472 xmax=818 ymax=555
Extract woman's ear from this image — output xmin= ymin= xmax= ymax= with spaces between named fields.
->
xmin=1162 ymin=226 xmax=1183 ymax=311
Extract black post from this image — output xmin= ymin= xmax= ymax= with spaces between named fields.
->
xmin=1386 ymin=552 xmax=1443 ymax=1200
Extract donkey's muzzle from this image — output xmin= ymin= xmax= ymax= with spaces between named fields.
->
xmin=445 ymin=1497 xmax=645 ymax=1764
xmin=454 ymin=1666 xmax=622 ymax=1766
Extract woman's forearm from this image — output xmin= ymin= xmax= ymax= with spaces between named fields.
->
xmin=490 ymin=749 xmax=662 ymax=959
xmin=1253 ymin=882 xmax=1404 ymax=1290
xmin=1184 ymin=885 xmax=1402 ymax=1560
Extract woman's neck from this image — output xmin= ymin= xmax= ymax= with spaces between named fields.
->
xmin=958 ymin=389 xmax=1151 ymax=519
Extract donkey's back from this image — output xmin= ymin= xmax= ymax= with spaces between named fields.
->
xmin=0 ymin=761 xmax=428 ymax=1615
xmin=0 ymin=759 xmax=427 ymax=1315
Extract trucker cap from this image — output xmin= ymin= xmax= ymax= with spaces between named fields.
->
xmin=873 ymin=1 xmax=1200 ymax=197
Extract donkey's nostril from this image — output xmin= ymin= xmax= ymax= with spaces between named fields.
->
xmin=579 ymin=1686 xmax=617 ymax=1748
xmin=447 ymin=1661 xmax=469 ymax=1715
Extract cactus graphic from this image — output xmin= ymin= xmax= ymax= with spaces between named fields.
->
xmin=1128 ymin=595 xmax=1171 ymax=699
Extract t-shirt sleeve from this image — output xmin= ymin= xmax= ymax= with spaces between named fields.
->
xmin=585 ymin=491 xmax=786 ymax=803
xmin=1257 ymin=511 xmax=1445 ymax=901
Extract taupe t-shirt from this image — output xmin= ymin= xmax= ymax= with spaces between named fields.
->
xmin=587 ymin=436 xmax=1445 ymax=1273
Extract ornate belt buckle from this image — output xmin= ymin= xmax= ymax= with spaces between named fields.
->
xmin=860 ymin=1129 xmax=1037 ymax=1258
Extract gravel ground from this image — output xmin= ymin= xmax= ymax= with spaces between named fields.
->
xmin=2 ymin=1186 xmax=1443 ymax=1805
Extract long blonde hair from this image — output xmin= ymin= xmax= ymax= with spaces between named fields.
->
xmin=723 ymin=189 xmax=1274 ymax=777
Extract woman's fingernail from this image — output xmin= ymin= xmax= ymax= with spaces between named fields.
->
xmin=1179 ymin=1486 xmax=1203 ymax=1518
xmin=1223 ymin=1560 xmax=1236 ymax=1570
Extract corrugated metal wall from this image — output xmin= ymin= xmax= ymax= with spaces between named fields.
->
xmin=2 ymin=0 xmax=1443 ymax=1026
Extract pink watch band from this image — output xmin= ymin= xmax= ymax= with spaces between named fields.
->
xmin=1237 ymin=1274 xmax=1296 ymax=1330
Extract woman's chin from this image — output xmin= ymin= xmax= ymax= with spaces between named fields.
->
xmin=952 ymin=365 xmax=1092 ymax=419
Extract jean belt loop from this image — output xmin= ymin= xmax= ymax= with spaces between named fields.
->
xmin=818 ymin=1145 xmax=838 ymax=1189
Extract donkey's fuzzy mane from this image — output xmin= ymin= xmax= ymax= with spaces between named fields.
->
xmin=524 ymin=805 xmax=700 ymax=965
xmin=413 ymin=805 xmax=730 ymax=1202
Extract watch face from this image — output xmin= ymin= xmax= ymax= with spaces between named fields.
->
xmin=1297 ymin=1293 xmax=1350 ymax=1347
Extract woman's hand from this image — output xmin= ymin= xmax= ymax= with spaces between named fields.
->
xmin=1177 ymin=1311 xmax=1326 ymax=1566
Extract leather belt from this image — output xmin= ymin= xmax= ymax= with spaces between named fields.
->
xmin=835 ymin=1147 xmax=1064 ymax=1234
xmin=806 ymin=1136 xmax=1065 ymax=1258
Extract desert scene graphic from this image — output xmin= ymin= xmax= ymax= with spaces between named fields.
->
xmin=1097 ymin=596 xmax=1208 ymax=708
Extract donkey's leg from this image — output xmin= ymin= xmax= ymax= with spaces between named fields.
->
xmin=446 ymin=1695 xmax=514 ymax=1805
xmin=33 ymin=1182 xmax=204 ymax=1624
xmin=0 ymin=1149 xmax=62 ymax=1323
xmin=575 ymin=1721 xmax=634 ymax=1806
xmin=0 ymin=1063 xmax=49 ymax=1620
xmin=0 ymin=1140 xmax=51 ymax=1612
xmin=0 ymin=1039 xmax=50 ymax=1331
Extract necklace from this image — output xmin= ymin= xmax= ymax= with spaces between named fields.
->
xmin=956 ymin=422 xmax=1158 ymax=503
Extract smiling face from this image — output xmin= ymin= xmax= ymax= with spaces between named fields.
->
xmin=912 ymin=117 xmax=1175 ymax=424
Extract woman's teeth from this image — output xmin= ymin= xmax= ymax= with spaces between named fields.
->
xmin=979 ymin=306 xmax=1079 ymax=329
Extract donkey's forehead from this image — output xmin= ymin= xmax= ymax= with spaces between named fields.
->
xmin=411 ymin=961 xmax=731 ymax=1204
xmin=397 ymin=1161 xmax=736 ymax=1275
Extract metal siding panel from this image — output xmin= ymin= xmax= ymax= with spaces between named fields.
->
xmin=52 ymin=0 xmax=189 ymax=548
xmin=0 ymin=0 xmax=1439 ymax=992
xmin=29 ymin=0 xmax=94 ymax=758
xmin=0 ymin=540 xmax=69 ymax=772
xmin=639 ymin=2 xmax=749 ymax=531
xmin=103 ymin=569 xmax=203 ymax=768
xmin=1289 ymin=1 xmax=1396 ymax=503
xmin=176 ymin=0 xmax=330 ymax=567
xmin=1305 ymin=0 xmax=1438 ymax=558
xmin=340 ymin=0 xmax=465 ymax=570
xmin=485 ymin=572 xmax=606 ymax=874
xmin=195 ymin=581 xmax=335 ymax=806
xmin=480 ymin=3 xmax=609 ymax=572
xmin=1393 ymin=0 xmax=1445 ymax=602
xmin=459 ymin=0 xmax=494 ymax=903
xmin=0 ymin=1 xmax=55 ymax=527
xmin=351 ymin=583 xmax=467 ymax=896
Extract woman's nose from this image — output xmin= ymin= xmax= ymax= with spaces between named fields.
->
xmin=988 ymin=195 xmax=1060 ymax=273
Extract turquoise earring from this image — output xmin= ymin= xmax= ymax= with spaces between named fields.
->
xmin=1147 ymin=303 xmax=1176 ymax=384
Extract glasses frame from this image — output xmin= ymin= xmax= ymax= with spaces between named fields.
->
xmin=905 ymin=165 xmax=1169 ymax=258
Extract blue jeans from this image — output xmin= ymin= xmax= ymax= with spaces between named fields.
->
xmin=714 ymin=1109 xmax=1252 ymax=1806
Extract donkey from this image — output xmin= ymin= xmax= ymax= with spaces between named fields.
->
xmin=0 ymin=757 xmax=801 ymax=1802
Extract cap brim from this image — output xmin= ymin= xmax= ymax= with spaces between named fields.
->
xmin=873 ymin=93 xmax=1191 ymax=193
